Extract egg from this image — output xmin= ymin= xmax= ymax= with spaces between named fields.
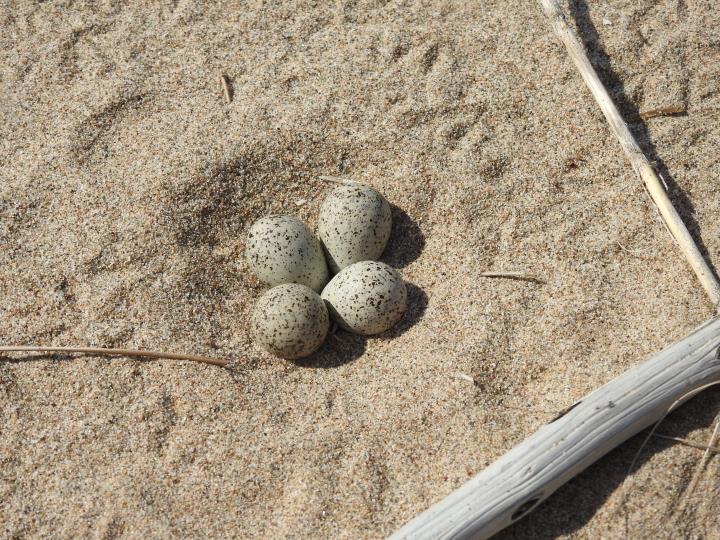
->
xmin=246 ymin=215 xmax=329 ymax=292
xmin=317 ymin=182 xmax=392 ymax=273
xmin=252 ymin=283 xmax=330 ymax=359
xmin=321 ymin=261 xmax=407 ymax=335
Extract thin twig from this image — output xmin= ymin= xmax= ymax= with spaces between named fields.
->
xmin=0 ymin=346 xmax=228 ymax=367
xmin=639 ymin=105 xmax=686 ymax=120
xmin=700 ymin=414 xmax=720 ymax=463
xmin=219 ymin=73 xmax=233 ymax=103
xmin=479 ymin=271 xmax=545 ymax=284
xmin=538 ymin=0 xmax=720 ymax=309
xmin=654 ymin=434 xmax=720 ymax=454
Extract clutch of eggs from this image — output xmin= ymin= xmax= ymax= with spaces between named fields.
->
xmin=247 ymin=181 xmax=407 ymax=359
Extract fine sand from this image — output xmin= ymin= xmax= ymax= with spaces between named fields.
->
xmin=1 ymin=1 xmax=719 ymax=538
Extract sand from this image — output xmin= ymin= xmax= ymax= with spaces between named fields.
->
xmin=1 ymin=0 xmax=719 ymax=538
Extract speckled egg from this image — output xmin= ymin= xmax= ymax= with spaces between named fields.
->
xmin=321 ymin=261 xmax=406 ymax=335
xmin=252 ymin=283 xmax=330 ymax=359
xmin=317 ymin=182 xmax=392 ymax=273
xmin=245 ymin=215 xmax=329 ymax=292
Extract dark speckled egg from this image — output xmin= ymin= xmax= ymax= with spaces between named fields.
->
xmin=321 ymin=261 xmax=406 ymax=335
xmin=252 ymin=283 xmax=329 ymax=359
xmin=317 ymin=182 xmax=392 ymax=273
xmin=246 ymin=215 xmax=329 ymax=293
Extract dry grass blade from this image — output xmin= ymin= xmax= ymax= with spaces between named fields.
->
xmin=219 ymin=73 xmax=233 ymax=103
xmin=621 ymin=380 xmax=720 ymax=538
xmin=639 ymin=105 xmax=686 ymax=120
xmin=654 ymin=434 xmax=720 ymax=454
xmin=672 ymin=414 xmax=720 ymax=521
xmin=479 ymin=271 xmax=545 ymax=284
xmin=0 ymin=345 xmax=228 ymax=367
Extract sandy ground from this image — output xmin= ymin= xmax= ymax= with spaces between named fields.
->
xmin=1 ymin=0 xmax=720 ymax=538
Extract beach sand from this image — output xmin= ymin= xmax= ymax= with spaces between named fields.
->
xmin=1 ymin=1 xmax=719 ymax=538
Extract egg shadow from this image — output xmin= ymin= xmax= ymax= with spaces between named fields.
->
xmin=294 ymin=280 xmax=429 ymax=369
xmin=293 ymin=330 xmax=367 ymax=369
xmin=382 ymin=204 xmax=426 ymax=269
xmin=380 ymin=282 xmax=429 ymax=340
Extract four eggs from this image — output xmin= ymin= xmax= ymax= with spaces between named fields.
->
xmin=246 ymin=181 xmax=408 ymax=359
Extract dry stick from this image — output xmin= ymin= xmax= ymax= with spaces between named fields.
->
xmin=0 ymin=346 xmax=228 ymax=367
xmin=538 ymin=0 xmax=720 ymax=310
xmin=479 ymin=272 xmax=545 ymax=284
xmin=219 ymin=73 xmax=233 ymax=103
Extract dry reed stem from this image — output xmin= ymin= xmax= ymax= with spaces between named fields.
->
xmin=0 ymin=346 xmax=228 ymax=367
xmin=539 ymin=0 xmax=720 ymax=309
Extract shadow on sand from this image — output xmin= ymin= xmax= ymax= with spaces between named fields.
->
xmin=495 ymin=387 xmax=720 ymax=539
xmin=294 ymin=282 xmax=429 ymax=369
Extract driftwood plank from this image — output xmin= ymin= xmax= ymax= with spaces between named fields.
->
xmin=390 ymin=317 xmax=720 ymax=539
